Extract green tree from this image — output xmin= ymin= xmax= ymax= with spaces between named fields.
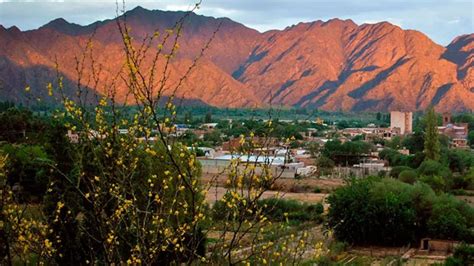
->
xmin=446 ymin=149 xmax=474 ymax=174
xmin=402 ymin=131 xmax=425 ymax=153
xmin=326 ymin=178 xmax=417 ymax=246
xmin=376 ymin=112 xmax=382 ymax=121
xmin=386 ymin=136 xmax=402 ymax=149
xmin=427 ymin=195 xmax=474 ymax=240
xmin=203 ymin=129 xmax=223 ymax=145
xmin=204 ymin=112 xmax=212 ymax=123
xmin=184 ymin=111 xmax=193 ymax=123
xmin=423 ymin=107 xmax=440 ymax=161
xmin=327 ymin=178 xmax=474 ymax=246
xmin=322 ymin=140 xmax=372 ymax=166
xmin=317 ymin=156 xmax=335 ymax=169
xmin=468 ymin=131 xmax=474 ymax=147
xmin=418 ymin=160 xmax=451 ymax=179
xmin=1 ymin=144 xmax=50 ymax=201
xmin=307 ymin=142 xmax=320 ymax=157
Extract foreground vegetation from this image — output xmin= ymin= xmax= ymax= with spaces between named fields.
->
xmin=0 ymin=5 xmax=314 ymax=264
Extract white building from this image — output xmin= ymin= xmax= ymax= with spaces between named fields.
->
xmin=198 ymin=154 xmax=304 ymax=178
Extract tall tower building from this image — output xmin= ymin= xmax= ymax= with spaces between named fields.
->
xmin=442 ymin=112 xmax=452 ymax=126
xmin=390 ymin=111 xmax=413 ymax=134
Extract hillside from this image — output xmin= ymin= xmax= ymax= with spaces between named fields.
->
xmin=0 ymin=6 xmax=472 ymax=111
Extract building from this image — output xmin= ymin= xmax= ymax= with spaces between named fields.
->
xmin=201 ymin=123 xmax=218 ymax=129
xmin=198 ymin=154 xmax=304 ymax=178
xmin=438 ymin=113 xmax=469 ymax=149
xmin=221 ymin=136 xmax=280 ymax=152
xmin=189 ymin=147 xmax=216 ymax=157
xmin=390 ymin=111 xmax=413 ymax=135
xmin=158 ymin=123 xmax=190 ymax=137
xmin=342 ymin=127 xmax=401 ymax=140
xmin=174 ymin=124 xmax=190 ymax=137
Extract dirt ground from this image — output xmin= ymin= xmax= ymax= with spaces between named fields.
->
xmin=455 ymin=194 xmax=474 ymax=207
xmin=202 ymin=174 xmax=341 ymax=206
xmin=202 ymin=173 xmax=345 ymax=194
xmin=205 ymin=186 xmax=328 ymax=205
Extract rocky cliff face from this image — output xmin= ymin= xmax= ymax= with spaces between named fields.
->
xmin=0 ymin=7 xmax=472 ymax=111
xmin=234 ymin=20 xmax=473 ymax=111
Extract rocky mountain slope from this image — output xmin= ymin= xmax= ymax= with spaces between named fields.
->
xmin=0 ymin=6 xmax=472 ymax=111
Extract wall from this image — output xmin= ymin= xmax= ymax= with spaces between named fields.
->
xmin=198 ymin=158 xmax=297 ymax=178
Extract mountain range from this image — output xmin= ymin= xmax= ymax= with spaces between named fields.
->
xmin=0 ymin=6 xmax=473 ymax=111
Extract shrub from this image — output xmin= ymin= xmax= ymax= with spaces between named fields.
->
xmin=446 ymin=149 xmax=474 ymax=174
xmin=398 ymin=169 xmax=418 ymax=184
xmin=445 ymin=243 xmax=474 ymax=266
xmin=452 ymin=168 xmax=474 ymax=190
xmin=377 ymin=170 xmax=388 ymax=177
xmin=327 ymin=178 xmax=474 ymax=246
xmin=390 ymin=166 xmax=412 ymax=178
xmin=380 ymin=148 xmax=417 ymax=167
xmin=258 ymin=198 xmax=324 ymax=222
xmin=212 ymin=197 xmax=324 ymax=223
xmin=312 ymin=255 xmax=333 ymax=266
xmin=408 ymin=152 xmax=426 ymax=169
xmin=419 ymin=175 xmax=449 ymax=192
xmin=427 ymin=195 xmax=474 ymax=240
xmin=418 ymin=160 xmax=451 ymax=179
xmin=417 ymin=160 xmax=453 ymax=191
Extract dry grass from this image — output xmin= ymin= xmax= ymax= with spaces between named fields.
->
xmin=455 ymin=195 xmax=474 ymax=207
xmin=205 ymin=186 xmax=328 ymax=205
xmin=202 ymin=173 xmax=345 ymax=194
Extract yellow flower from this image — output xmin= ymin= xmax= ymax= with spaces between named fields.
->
xmin=25 ymin=86 xmax=30 ymax=92
xmin=44 ymin=239 xmax=52 ymax=249
xmin=47 ymin=83 xmax=53 ymax=96
xmin=99 ymin=98 xmax=107 ymax=106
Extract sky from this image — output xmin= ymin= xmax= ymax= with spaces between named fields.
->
xmin=0 ymin=0 xmax=472 ymax=45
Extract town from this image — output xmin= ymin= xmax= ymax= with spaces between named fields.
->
xmin=130 ymin=110 xmax=470 ymax=180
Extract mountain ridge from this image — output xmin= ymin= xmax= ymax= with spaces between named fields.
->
xmin=0 ymin=7 xmax=472 ymax=111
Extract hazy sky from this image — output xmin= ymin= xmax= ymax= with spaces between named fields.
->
xmin=0 ymin=0 xmax=472 ymax=45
